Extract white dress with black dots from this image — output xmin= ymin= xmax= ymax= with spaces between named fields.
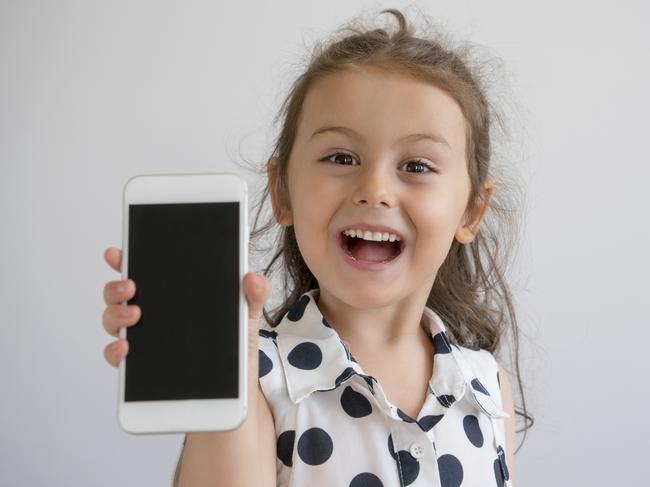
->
xmin=258 ymin=288 xmax=512 ymax=487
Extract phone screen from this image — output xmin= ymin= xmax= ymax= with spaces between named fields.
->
xmin=125 ymin=202 xmax=239 ymax=402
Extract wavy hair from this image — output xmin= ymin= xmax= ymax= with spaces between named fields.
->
xmin=244 ymin=7 xmax=534 ymax=451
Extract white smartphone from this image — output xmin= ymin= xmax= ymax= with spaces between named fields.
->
xmin=117 ymin=172 xmax=248 ymax=434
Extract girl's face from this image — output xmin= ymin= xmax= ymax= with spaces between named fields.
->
xmin=270 ymin=65 xmax=490 ymax=309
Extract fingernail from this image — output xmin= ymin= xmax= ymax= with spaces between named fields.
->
xmin=254 ymin=277 xmax=265 ymax=294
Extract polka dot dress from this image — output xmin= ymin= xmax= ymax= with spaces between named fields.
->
xmin=258 ymin=289 xmax=512 ymax=487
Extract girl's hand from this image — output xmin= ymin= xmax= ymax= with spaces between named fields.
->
xmin=102 ymin=247 xmax=138 ymax=367
xmin=101 ymin=247 xmax=273 ymax=375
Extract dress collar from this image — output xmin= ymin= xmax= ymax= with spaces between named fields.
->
xmin=272 ymin=288 xmax=508 ymax=419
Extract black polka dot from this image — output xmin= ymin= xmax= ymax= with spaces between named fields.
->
xmin=349 ymin=472 xmax=383 ymax=487
xmin=258 ymin=349 xmax=273 ymax=378
xmin=497 ymin=370 xmax=501 ymax=389
xmin=350 ymin=353 xmax=358 ymax=363
xmin=496 ymin=445 xmax=510 ymax=480
xmin=437 ymin=454 xmax=463 ymax=487
xmin=287 ymin=294 xmax=310 ymax=321
xmin=494 ymin=458 xmax=505 ymax=487
xmin=463 ymin=414 xmax=484 ymax=447
xmin=335 ymin=367 xmax=355 ymax=386
xmin=362 ymin=375 xmax=374 ymax=393
xmin=287 ymin=342 xmax=322 ymax=370
xmin=396 ymin=408 xmax=415 ymax=423
xmin=418 ymin=414 xmax=444 ymax=431
xmin=258 ymin=328 xmax=278 ymax=340
xmin=322 ymin=316 xmax=332 ymax=327
xmin=395 ymin=450 xmax=420 ymax=485
xmin=436 ymin=394 xmax=456 ymax=408
xmin=297 ymin=427 xmax=333 ymax=465
xmin=471 ymin=378 xmax=490 ymax=395
xmin=432 ymin=332 xmax=452 ymax=354
xmin=341 ymin=386 xmax=372 ymax=418
xmin=276 ymin=430 xmax=295 ymax=467
xmin=387 ymin=434 xmax=397 ymax=459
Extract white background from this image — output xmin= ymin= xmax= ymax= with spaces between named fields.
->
xmin=1 ymin=0 xmax=648 ymax=485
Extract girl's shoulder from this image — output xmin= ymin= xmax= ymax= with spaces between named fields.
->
xmin=451 ymin=343 xmax=507 ymax=415
xmin=422 ymin=306 xmax=506 ymax=413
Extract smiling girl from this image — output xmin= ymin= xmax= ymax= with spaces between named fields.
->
xmin=102 ymin=7 xmax=533 ymax=487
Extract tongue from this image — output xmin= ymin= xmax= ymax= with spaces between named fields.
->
xmin=349 ymin=239 xmax=397 ymax=262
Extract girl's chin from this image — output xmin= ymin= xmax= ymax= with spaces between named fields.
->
xmin=320 ymin=280 xmax=405 ymax=304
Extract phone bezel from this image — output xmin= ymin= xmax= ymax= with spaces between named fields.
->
xmin=117 ymin=172 xmax=248 ymax=434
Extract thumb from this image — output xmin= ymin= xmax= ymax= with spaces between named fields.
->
xmin=244 ymin=272 xmax=271 ymax=325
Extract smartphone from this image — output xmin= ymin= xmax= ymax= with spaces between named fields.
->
xmin=117 ymin=172 xmax=248 ymax=434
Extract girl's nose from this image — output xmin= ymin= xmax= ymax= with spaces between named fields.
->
xmin=352 ymin=167 xmax=397 ymax=209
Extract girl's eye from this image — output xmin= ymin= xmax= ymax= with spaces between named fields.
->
xmin=401 ymin=159 xmax=437 ymax=174
xmin=320 ymin=152 xmax=359 ymax=166
xmin=320 ymin=152 xmax=437 ymax=174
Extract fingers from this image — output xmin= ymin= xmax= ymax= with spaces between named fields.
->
xmin=104 ymin=339 xmax=129 ymax=368
xmin=103 ymin=247 xmax=132 ymax=367
xmin=103 ymin=278 xmax=135 ymax=305
xmin=243 ymin=272 xmax=271 ymax=324
xmin=103 ymin=303 xmax=141 ymax=337
xmin=104 ymin=247 xmax=122 ymax=273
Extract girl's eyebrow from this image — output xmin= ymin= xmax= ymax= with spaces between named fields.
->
xmin=309 ymin=125 xmax=451 ymax=151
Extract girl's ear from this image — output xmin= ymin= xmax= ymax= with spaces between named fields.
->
xmin=267 ymin=156 xmax=293 ymax=227
xmin=455 ymin=181 xmax=494 ymax=244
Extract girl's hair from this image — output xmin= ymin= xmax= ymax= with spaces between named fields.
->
xmin=245 ymin=7 xmax=533 ymax=451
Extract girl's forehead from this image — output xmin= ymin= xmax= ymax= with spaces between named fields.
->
xmin=298 ymin=67 xmax=467 ymax=151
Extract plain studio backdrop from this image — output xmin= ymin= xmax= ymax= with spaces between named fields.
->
xmin=1 ymin=0 xmax=648 ymax=485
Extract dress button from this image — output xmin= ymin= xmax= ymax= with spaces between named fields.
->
xmin=409 ymin=443 xmax=424 ymax=459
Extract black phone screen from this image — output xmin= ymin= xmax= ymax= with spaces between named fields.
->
xmin=125 ymin=202 xmax=239 ymax=402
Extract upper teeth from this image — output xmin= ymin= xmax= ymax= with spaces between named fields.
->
xmin=343 ymin=229 xmax=401 ymax=242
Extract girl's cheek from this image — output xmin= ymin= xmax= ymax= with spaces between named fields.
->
xmin=305 ymin=178 xmax=343 ymax=200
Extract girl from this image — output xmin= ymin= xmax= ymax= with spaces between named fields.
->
xmin=102 ymin=8 xmax=533 ymax=486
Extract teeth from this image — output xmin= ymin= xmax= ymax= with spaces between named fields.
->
xmin=343 ymin=228 xmax=401 ymax=242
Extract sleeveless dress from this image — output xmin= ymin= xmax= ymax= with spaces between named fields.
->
xmin=258 ymin=288 xmax=512 ymax=487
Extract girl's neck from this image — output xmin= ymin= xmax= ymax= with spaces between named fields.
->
xmin=315 ymin=285 xmax=433 ymax=352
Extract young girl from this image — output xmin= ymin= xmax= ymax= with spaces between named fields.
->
xmin=102 ymin=8 xmax=532 ymax=486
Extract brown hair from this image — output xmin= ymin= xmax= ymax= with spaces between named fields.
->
xmin=245 ymin=7 xmax=533 ymax=451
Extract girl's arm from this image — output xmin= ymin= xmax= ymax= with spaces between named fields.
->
xmin=173 ymin=382 xmax=276 ymax=487
xmin=171 ymin=272 xmax=275 ymax=486
xmin=497 ymin=362 xmax=516 ymax=486
xmin=256 ymin=382 xmax=278 ymax=483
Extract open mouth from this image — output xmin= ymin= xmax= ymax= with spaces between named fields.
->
xmin=337 ymin=231 xmax=405 ymax=263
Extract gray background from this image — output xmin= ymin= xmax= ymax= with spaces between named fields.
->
xmin=1 ymin=0 xmax=648 ymax=485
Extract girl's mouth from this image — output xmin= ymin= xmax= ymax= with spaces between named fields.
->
xmin=337 ymin=231 xmax=405 ymax=264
